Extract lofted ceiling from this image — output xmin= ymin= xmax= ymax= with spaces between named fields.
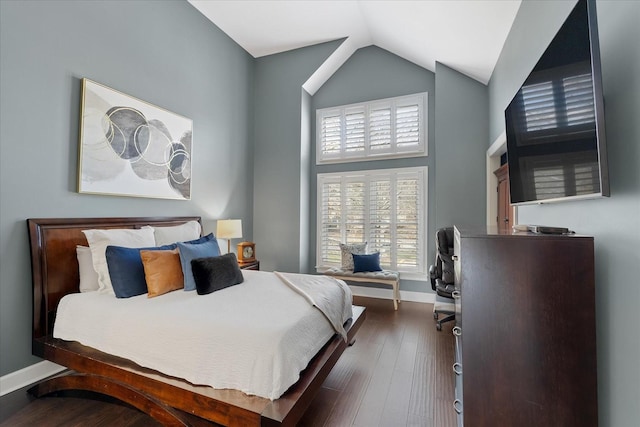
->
xmin=188 ymin=0 xmax=522 ymax=85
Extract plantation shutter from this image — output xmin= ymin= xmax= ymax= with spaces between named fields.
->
xmin=344 ymin=107 xmax=366 ymax=154
xmin=319 ymin=110 xmax=342 ymax=160
xmin=369 ymin=103 xmax=392 ymax=152
xmin=317 ymin=92 xmax=427 ymax=163
xmin=395 ymin=97 xmax=422 ymax=151
xmin=395 ymin=174 xmax=421 ymax=269
xmin=319 ymin=178 xmax=342 ymax=265
xmin=369 ymin=177 xmax=392 ymax=266
xmin=317 ymin=167 xmax=426 ymax=274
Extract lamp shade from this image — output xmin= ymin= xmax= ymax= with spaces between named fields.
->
xmin=216 ymin=219 xmax=243 ymax=239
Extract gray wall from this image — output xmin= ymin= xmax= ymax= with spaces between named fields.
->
xmin=488 ymin=1 xmax=640 ymax=425
xmin=434 ymin=62 xmax=488 ymax=230
xmin=310 ymin=46 xmax=435 ymax=292
xmin=252 ymin=40 xmax=342 ymax=273
xmin=0 ymin=0 xmax=254 ymax=376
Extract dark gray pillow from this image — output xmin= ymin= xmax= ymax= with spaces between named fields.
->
xmin=191 ymin=253 xmax=244 ymax=295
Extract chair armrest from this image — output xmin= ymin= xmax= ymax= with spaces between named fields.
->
xmin=435 ymin=278 xmax=455 ymax=299
xmin=428 ymin=264 xmax=437 ymax=290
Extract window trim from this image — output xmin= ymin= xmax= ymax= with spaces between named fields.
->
xmin=316 ymin=92 xmax=428 ymax=164
xmin=316 ymin=166 xmax=428 ymax=280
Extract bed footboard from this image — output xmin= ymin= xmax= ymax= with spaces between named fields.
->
xmin=29 ymin=372 xmax=192 ymax=427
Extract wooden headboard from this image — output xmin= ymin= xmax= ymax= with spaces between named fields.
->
xmin=27 ymin=216 xmax=201 ymax=350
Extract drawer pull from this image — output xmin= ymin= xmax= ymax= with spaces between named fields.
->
xmin=452 ymin=326 xmax=462 ymax=337
xmin=451 ymin=290 xmax=461 ymax=299
xmin=453 ymin=362 xmax=462 ymax=376
xmin=453 ymin=399 xmax=463 ymax=414
xmin=452 ymin=255 xmax=459 ymax=261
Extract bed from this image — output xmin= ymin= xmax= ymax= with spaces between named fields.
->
xmin=27 ymin=216 xmax=366 ymax=426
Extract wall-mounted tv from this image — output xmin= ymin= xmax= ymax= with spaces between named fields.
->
xmin=505 ymin=0 xmax=609 ymax=205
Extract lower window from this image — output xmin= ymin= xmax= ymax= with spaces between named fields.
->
xmin=317 ymin=166 xmax=427 ymax=277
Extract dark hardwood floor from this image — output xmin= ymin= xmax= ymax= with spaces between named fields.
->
xmin=1 ymin=296 xmax=456 ymax=427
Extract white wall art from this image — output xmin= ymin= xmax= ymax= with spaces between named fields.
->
xmin=78 ymin=78 xmax=192 ymax=200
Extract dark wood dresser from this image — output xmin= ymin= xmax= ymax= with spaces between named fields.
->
xmin=452 ymin=226 xmax=598 ymax=426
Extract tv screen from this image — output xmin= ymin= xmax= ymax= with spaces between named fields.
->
xmin=505 ymin=0 xmax=609 ymax=205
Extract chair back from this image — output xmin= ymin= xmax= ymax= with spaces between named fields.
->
xmin=435 ymin=227 xmax=455 ymax=284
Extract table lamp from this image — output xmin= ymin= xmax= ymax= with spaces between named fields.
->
xmin=216 ymin=219 xmax=243 ymax=254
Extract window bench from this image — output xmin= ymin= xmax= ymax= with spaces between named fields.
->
xmin=323 ymin=268 xmax=400 ymax=310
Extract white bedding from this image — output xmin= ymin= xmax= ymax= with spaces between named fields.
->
xmin=54 ymin=270 xmax=353 ymax=400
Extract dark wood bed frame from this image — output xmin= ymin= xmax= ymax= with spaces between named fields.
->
xmin=27 ymin=216 xmax=366 ymax=426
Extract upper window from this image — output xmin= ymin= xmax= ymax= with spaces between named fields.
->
xmin=316 ymin=93 xmax=427 ymax=164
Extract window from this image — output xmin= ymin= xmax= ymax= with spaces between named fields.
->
xmin=317 ymin=167 xmax=427 ymax=277
xmin=316 ymin=93 xmax=427 ymax=164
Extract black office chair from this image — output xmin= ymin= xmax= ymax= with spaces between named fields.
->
xmin=429 ymin=227 xmax=456 ymax=331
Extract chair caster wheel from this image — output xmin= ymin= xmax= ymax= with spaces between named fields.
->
xmin=433 ymin=312 xmax=438 ymax=320
xmin=436 ymin=323 xmax=442 ymax=331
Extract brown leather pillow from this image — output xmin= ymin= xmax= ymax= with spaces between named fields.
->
xmin=140 ymin=248 xmax=184 ymax=298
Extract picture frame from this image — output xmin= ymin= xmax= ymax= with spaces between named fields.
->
xmin=78 ymin=78 xmax=193 ymax=200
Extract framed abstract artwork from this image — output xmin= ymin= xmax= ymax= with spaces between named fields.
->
xmin=78 ymin=78 xmax=193 ymax=200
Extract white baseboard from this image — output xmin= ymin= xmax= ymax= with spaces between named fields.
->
xmin=349 ymin=285 xmax=435 ymax=304
xmin=0 ymin=361 xmax=66 ymax=397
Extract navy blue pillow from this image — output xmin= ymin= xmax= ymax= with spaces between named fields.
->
xmin=352 ymin=252 xmax=383 ymax=273
xmin=106 ymin=233 xmax=216 ymax=298
xmin=106 ymin=244 xmax=175 ymax=298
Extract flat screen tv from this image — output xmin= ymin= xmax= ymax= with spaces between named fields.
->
xmin=505 ymin=0 xmax=609 ymax=205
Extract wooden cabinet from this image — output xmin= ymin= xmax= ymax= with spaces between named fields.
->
xmin=493 ymin=163 xmax=513 ymax=232
xmin=453 ymin=226 xmax=597 ymax=427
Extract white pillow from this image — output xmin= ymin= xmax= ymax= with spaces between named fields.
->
xmin=76 ymin=245 xmax=99 ymax=292
xmin=82 ymin=228 xmax=156 ymax=294
xmin=143 ymin=220 xmax=201 ymax=246
xmin=339 ymin=242 xmax=367 ymax=270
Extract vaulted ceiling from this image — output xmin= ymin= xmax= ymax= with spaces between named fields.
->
xmin=188 ymin=0 xmax=521 ymax=85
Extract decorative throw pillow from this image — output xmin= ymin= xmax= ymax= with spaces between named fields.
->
xmin=143 ymin=220 xmax=202 ymax=246
xmin=177 ymin=238 xmax=222 ymax=291
xmin=140 ymin=249 xmax=184 ymax=298
xmin=76 ymin=246 xmax=99 ymax=292
xmin=339 ymin=242 xmax=367 ymax=270
xmin=191 ymin=253 xmax=244 ymax=296
xmin=183 ymin=232 xmax=216 ymax=246
xmin=104 ymin=234 xmax=214 ymax=298
xmin=106 ymin=243 xmax=176 ymax=298
xmin=353 ymin=252 xmax=383 ymax=273
xmin=83 ymin=228 xmax=156 ymax=295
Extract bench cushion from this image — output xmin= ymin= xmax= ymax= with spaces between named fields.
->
xmin=324 ymin=267 xmax=399 ymax=281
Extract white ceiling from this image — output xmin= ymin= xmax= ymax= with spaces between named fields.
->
xmin=188 ymin=0 xmax=522 ymax=85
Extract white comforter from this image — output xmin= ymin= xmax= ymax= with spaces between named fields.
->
xmin=53 ymin=270 xmax=352 ymax=400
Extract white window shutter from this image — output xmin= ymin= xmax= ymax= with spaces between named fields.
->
xmin=395 ymin=101 xmax=421 ymax=150
xmin=317 ymin=93 xmax=427 ymax=164
xmin=344 ymin=107 xmax=366 ymax=155
xmin=319 ymin=110 xmax=342 ymax=158
xmin=319 ymin=179 xmax=342 ymax=265
xmin=369 ymin=103 xmax=392 ymax=153
xmin=317 ymin=167 xmax=426 ymax=275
